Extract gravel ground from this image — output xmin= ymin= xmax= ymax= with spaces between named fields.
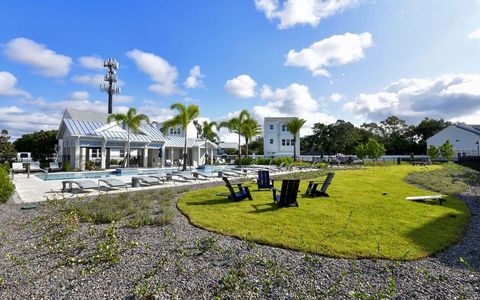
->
xmin=0 ymin=183 xmax=479 ymax=299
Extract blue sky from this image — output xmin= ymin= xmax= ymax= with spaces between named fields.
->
xmin=1 ymin=0 xmax=480 ymax=140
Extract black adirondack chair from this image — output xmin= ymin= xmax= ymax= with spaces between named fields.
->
xmin=305 ymin=173 xmax=334 ymax=197
xmin=222 ymin=177 xmax=253 ymax=201
xmin=272 ymin=179 xmax=300 ymax=207
xmin=257 ymin=170 xmax=274 ymax=190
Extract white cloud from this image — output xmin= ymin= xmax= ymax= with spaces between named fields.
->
xmin=4 ymin=37 xmax=72 ymax=77
xmin=225 ymin=75 xmax=257 ymax=98
xmin=251 ymin=83 xmax=336 ymax=135
xmin=126 ymin=49 xmax=178 ymax=95
xmin=330 ymin=93 xmax=345 ymax=102
xmin=0 ymin=106 xmax=62 ymax=138
xmin=254 ymin=0 xmax=360 ymax=29
xmin=0 ymin=71 xmax=30 ymax=97
xmin=260 ymin=84 xmax=274 ymax=99
xmin=113 ymin=95 xmax=133 ymax=103
xmin=184 ymin=65 xmax=204 ymax=89
xmin=72 ymin=74 xmax=125 ymax=88
xmin=285 ymin=32 xmax=373 ymax=77
xmin=78 ymin=56 xmax=103 ymax=70
xmin=344 ymin=74 xmax=480 ymax=123
xmin=468 ymin=28 xmax=480 ymax=39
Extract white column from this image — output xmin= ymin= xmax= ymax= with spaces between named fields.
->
xmin=74 ymin=137 xmax=81 ymax=170
xmin=101 ymin=139 xmax=107 ymax=169
xmin=197 ymin=146 xmax=201 ymax=166
xmin=143 ymin=145 xmax=149 ymax=167
xmin=210 ymin=148 xmax=214 ymax=165
xmin=161 ymin=145 xmax=166 ymax=167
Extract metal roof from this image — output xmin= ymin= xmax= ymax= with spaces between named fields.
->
xmin=218 ymin=142 xmax=238 ymax=149
xmin=456 ymin=124 xmax=480 ymax=137
xmin=63 ymin=119 xmax=163 ymax=143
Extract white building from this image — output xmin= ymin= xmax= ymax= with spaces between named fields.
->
xmin=427 ymin=124 xmax=480 ymax=159
xmin=263 ymin=117 xmax=301 ymax=158
xmin=57 ymin=108 xmax=217 ymax=170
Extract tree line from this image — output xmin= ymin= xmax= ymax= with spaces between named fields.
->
xmin=301 ymin=116 xmax=451 ymax=155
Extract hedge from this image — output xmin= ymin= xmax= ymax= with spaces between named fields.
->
xmin=0 ymin=164 xmax=14 ymax=203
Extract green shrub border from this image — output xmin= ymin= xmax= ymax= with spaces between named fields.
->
xmin=0 ymin=164 xmax=14 ymax=203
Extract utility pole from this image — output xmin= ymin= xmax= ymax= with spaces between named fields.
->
xmin=100 ymin=58 xmax=120 ymax=114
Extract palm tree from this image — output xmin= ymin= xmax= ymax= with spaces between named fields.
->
xmin=107 ymin=108 xmax=150 ymax=167
xmin=241 ymin=118 xmax=261 ymax=158
xmin=193 ymin=120 xmax=203 ymax=139
xmin=202 ymin=121 xmax=219 ymax=165
xmin=162 ymin=103 xmax=200 ymax=171
xmin=286 ymin=117 xmax=306 ymax=162
xmin=219 ymin=110 xmax=250 ymax=167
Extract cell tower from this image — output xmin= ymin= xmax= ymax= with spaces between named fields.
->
xmin=100 ymin=58 xmax=121 ymax=114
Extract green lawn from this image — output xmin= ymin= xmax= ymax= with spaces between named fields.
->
xmin=178 ymin=165 xmax=470 ymax=260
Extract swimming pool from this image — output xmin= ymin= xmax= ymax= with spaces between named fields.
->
xmin=35 ymin=166 xmax=234 ymax=181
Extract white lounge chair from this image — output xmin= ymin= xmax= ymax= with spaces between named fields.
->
xmin=132 ymin=176 xmax=161 ymax=186
xmin=173 ymin=172 xmax=197 ymax=181
xmin=192 ymin=171 xmax=216 ymax=180
xmin=29 ymin=161 xmax=46 ymax=173
xmin=62 ymin=180 xmax=98 ymax=192
xmin=49 ymin=161 xmax=62 ymax=172
xmin=98 ymin=178 xmax=128 ymax=190
xmin=11 ymin=163 xmax=25 ymax=173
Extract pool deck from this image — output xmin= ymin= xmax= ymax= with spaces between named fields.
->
xmin=11 ymin=168 xmax=297 ymax=203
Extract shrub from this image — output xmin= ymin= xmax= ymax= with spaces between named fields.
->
xmin=62 ymin=160 xmax=71 ymax=172
xmin=85 ymin=160 xmax=96 ymax=171
xmin=0 ymin=164 xmax=14 ymax=203
xmin=439 ymin=140 xmax=455 ymax=161
xmin=234 ymin=157 xmax=255 ymax=165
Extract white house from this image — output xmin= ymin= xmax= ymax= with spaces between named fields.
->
xmin=263 ymin=117 xmax=301 ymax=158
xmin=57 ymin=108 xmax=217 ymax=170
xmin=426 ymin=124 xmax=480 ymax=159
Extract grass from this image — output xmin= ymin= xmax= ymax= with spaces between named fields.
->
xmin=178 ymin=165 xmax=471 ymax=260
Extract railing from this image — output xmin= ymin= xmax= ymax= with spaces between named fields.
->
xmin=458 ymin=156 xmax=480 ymax=172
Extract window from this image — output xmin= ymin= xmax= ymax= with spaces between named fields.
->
xmin=286 ymin=139 xmax=290 ymax=146
xmin=269 ymin=124 xmax=274 ymax=130
xmin=291 ymin=139 xmax=295 ymax=146
xmin=282 ymin=139 xmax=286 ymax=146
xmin=91 ymin=149 xmax=100 ymax=158
xmin=269 ymin=139 xmax=273 ymax=144
xmin=169 ymin=128 xmax=174 ymax=134
xmin=282 ymin=125 xmax=286 ymax=132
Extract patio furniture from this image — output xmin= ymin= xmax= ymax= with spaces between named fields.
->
xmin=222 ymin=177 xmax=252 ymax=201
xmin=49 ymin=161 xmax=62 ymax=172
xmin=149 ymin=175 xmax=167 ymax=184
xmin=164 ymin=159 xmax=173 ymax=167
xmin=222 ymin=171 xmax=242 ymax=178
xmin=257 ymin=170 xmax=274 ymax=190
xmin=98 ymin=178 xmax=128 ymax=190
xmin=406 ymin=195 xmax=445 ymax=205
xmin=192 ymin=171 xmax=215 ymax=180
xmin=173 ymin=172 xmax=197 ymax=181
xmin=29 ymin=161 xmax=46 ymax=173
xmin=62 ymin=180 xmax=98 ymax=192
xmin=305 ymin=173 xmax=334 ymax=197
xmin=273 ymin=179 xmax=300 ymax=207
xmin=132 ymin=176 xmax=161 ymax=186
xmin=11 ymin=163 xmax=25 ymax=174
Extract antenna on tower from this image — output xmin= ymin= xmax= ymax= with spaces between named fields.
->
xmin=100 ymin=58 xmax=121 ymax=114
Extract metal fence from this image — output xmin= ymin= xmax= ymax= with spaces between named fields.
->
xmin=458 ymin=156 xmax=480 ymax=172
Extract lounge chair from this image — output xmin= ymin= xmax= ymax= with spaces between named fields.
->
xmin=191 ymin=171 xmax=215 ymax=180
xmin=98 ymin=178 xmax=128 ymax=189
xmin=49 ymin=161 xmax=62 ymax=172
xmin=149 ymin=174 xmax=167 ymax=183
xmin=222 ymin=177 xmax=252 ymax=201
xmin=257 ymin=170 xmax=274 ymax=190
xmin=164 ymin=159 xmax=173 ymax=167
xmin=222 ymin=171 xmax=242 ymax=178
xmin=29 ymin=161 xmax=46 ymax=173
xmin=62 ymin=180 xmax=98 ymax=192
xmin=11 ymin=163 xmax=25 ymax=173
xmin=305 ymin=173 xmax=334 ymax=197
xmin=173 ymin=172 xmax=197 ymax=181
xmin=273 ymin=179 xmax=300 ymax=207
xmin=132 ymin=176 xmax=161 ymax=186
